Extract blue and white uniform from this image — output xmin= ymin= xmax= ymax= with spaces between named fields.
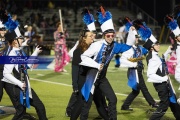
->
xmin=175 ymin=42 xmax=180 ymax=85
xmin=79 ymin=39 xmax=130 ymax=120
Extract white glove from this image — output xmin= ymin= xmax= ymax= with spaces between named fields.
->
xmin=21 ymin=39 xmax=29 ymax=47
xmin=163 ymin=76 xmax=168 ymax=81
xmin=177 ymin=98 xmax=180 ymax=105
xmin=166 ymin=46 xmax=172 ymax=54
xmin=34 ymin=45 xmax=42 ymax=54
xmin=133 ymin=62 xmax=138 ymax=68
xmin=21 ymin=82 xmax=26 ymax=91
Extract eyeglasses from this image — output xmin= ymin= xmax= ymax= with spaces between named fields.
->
xmin=105 ymin=34 xmax=114 ymax=38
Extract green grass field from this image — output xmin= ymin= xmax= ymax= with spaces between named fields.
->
xmin=0 ymin=44 xmax=179 ymax=120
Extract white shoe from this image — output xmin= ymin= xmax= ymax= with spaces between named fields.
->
xmin=62 ymin=69 xmax=67 ymax=72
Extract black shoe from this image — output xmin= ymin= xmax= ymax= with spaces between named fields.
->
xmin=65 ymin=111 xmax=71 ymax=117
xmin=151 ymin=102 xmax=159 ymax=108
xmin=23 ymin=113 xmax=36 ymax=120
xmin=121 ymin=107 xmax=133 ymax=111
xmin=115 ymin=64 xmax=120 ymax=68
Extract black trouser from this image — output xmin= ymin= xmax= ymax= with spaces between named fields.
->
xmin=150 ymin=82 xmax=180 ymax=120
xmin=169 ymin=102 xmax=180 ymax=120
xmin=95 ymin=77 xmax=117 ymax=120
xmin=0 ymin=80 xmax=3 ymax=102
xmin=71 ymin=72 xmax=96 ymax=120
xmin=70 ymin=74 xmax=87 ymax=120
xmin=3 ymin=82 xmax=48 ymax=120
xmin=0 ymin=71 xmax=4 ymax=101
xmin=70 ymin=74 xmax=109 ymax=120
xmin=93 ymin=86 xmax=109 ymax=120
xmin=122 ymin=68 xmax=155 ymax=109
xmin=66 ymin=65 xmax=79 ymax=115
xmin=69 ymin=87 xmax=108 ymax=120
xmin=66 ymin=92 xmax=78 ymax=115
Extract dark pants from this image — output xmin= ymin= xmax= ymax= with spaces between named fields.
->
xmin=66 ymin=92 xmax=78 ymax=115
xmin=3 ymin=82 xmax=48 ymax=120
xmin=122 ymin=68 xmax=155 ymax=109
xmin=66 ymin=65 xmax=79 ymax=115
xmin=70 ymin=74 xmax=109 ymax=120
xmin=78 ymin=74 xmax=117 ymax=120
xmin=70 ymin=74 xmax=87 ymax=120
xmin=0 ymin=70 xmax=4 ymax=101
xmin=98 ymin=77 xmax=117 ymax=120
xmin=0 ymin=80 xmax=3 ymax=102
xmin=71 ymin=72 xmax=96 ymax=120
xmin=150 ymin=82 xmax=180 ymax=120
xmin=93 ymin=86 xmax=109 ymax=120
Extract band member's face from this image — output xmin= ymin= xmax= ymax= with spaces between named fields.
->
xmin=153 ymin=43 xmax=160 ymax=52
xmin=28 ymin=26 xmax=32 ymax=31
xmin=13 ymin=38 xmax=24 ymax=48
xmin=105 ymin=32 xmax=115 ymax=44
xmin=85 ymin=32 xmax=94 ymax=45
xmin=176 ymin=36 xmax=180 ymax=42
xmin=0 ymin=30 xmax=6 ymax=37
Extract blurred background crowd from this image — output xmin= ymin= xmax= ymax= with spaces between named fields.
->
xmin=0 ymin=0 xmax=179 ymax=55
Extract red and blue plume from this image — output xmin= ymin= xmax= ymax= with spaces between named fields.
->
xmin=82 ymin=8 xmax=95 ymax=25
xmin=137 ymin=22 xmax=152 ymax=41
xmin=132 ymin=19 xmax=143 ymax=30
xmin=123 ymin=17 xmax=132 ymax=32
xmin=4 ymin=14 xmax=19 ymax=32
xmin=97 ymin=6 xmax=112 ymax=25
xmin=164 ymin=14 xmax=178 ymax=30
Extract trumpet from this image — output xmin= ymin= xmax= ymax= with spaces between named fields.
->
xmin=128 ymin=56 xmax=145 ymax=62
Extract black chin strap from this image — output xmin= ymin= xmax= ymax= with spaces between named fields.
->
xmin=16 ymin=39 xmax=21 ymax=48
xmin=152 ymin=46 xmax=158 ymax=52
xmin=135 ymin=42 xmax=139 ymax=46
xmin=106 ymin=39 xmax=113 ymax=45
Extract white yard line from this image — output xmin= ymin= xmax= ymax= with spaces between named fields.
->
xmin=37 ymin=74 xmax=45 ymax=76
xmin=30 ymin=78 xmax=157 ymax=101
xmin=108 ymin=67 xmax=147 ymax=72
xmin=30 ymin=78 xmax=71 ymax=87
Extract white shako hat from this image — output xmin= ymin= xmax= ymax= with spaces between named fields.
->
xmin=97 ymin=6 xmax=115 ymax=34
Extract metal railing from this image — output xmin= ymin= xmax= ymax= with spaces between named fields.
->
xmin=125 ymin=0 xmax=161 ymax=39
xmin=125 ymin=0 xmax=158 ymax=26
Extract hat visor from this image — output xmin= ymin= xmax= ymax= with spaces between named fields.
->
xmin=103 ymin=29 xmax=115 ymax=34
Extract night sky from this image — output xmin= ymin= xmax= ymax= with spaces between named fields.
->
xmin=130 ymin=0 xmax=180 ymax=26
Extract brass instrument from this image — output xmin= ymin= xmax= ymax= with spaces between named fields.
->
xmin=128 ymin=56 xmax=145 ymax=62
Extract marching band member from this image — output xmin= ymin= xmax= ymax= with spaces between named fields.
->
xmin=143 ymin=15 xmax=180 ymax=119
xmin=146 ymin=40 xmax=180 ymax=120
xmin=0 ymin=20 xmax=7 ymax=114
xmin=78 ymin=6 xmax=131 ymax=120
xmin=164 ymin=14 xmax=180 ymax=103
xmin=2 ymin=27 xmax=48 ymax=120
xmin=67 ymin=8 xmax=96 ymax=117
xmin=120 ymin=19 xmax=158 ymax=111
xmin=69 ymin=8 xmax=108 ymax=120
